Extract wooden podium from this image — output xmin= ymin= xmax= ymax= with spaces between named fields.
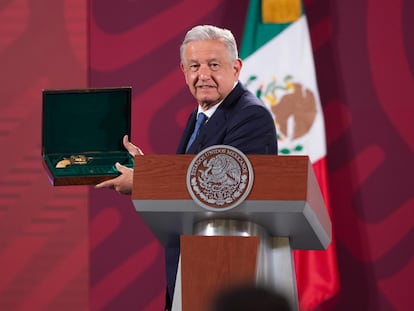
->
xmin=132 ymin=154 xmax=331 ymax=311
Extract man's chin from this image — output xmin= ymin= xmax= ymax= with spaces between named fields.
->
xmin=200 ymin=102 xmax=219 ymax=110
xmin=197 ymin=95 xmax=219 ymax=105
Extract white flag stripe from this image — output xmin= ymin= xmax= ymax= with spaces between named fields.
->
xmin=240 ymin=16 xmax=326 ymax=163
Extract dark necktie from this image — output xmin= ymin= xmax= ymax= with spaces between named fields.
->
xmin=185 ymin=112 xmax=207 ymax=152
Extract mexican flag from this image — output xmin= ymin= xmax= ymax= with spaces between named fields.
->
xmin=239 ymin=0 xmax=340 ymax=310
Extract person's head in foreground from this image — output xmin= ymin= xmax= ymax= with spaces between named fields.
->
xmin=209 ymin=284 xmax=292 ymax=311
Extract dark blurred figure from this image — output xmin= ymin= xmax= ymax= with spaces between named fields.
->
xmin=209 ymin=284 xmax=292 ymax=311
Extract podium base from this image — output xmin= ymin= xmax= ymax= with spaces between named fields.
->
xmin=171 ymin=219 xmax=298 ymax=311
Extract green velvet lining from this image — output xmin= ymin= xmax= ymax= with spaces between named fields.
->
xmin=45 ymin=151 xmax=134 ymax=177
xmin=42 ymin=87 xmax=132 ymax=179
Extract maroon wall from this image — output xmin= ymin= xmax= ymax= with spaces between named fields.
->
xmin=0 ymin=0 xmax=412 ymax=310
xmin=310 ymin=1 xmax=413 ymax=310
xmin=0 ymin=0 xmax=89 ymax=310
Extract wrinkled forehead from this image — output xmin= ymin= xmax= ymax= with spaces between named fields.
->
xmin=182 ymin=39 xmax=233 ymax=64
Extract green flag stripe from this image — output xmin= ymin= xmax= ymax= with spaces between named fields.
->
xmin=240 ymin=0 xmax=304 ymax=60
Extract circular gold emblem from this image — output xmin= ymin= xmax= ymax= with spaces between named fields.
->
xmin=186 ymin=145 xmax=254 ymax=212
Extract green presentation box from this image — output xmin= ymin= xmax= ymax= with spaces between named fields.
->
xmin=42 ymin=87 xmax=133 ymax=186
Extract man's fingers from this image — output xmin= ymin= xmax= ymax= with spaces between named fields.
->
xmin=122 ymin=135 xmax=130 ymax=147
xmin=114 ymin=162 xmax=128 ymax=173
xmin=95 ymin=179 xmax=115 ymax=189
xmin=123 ymin=135 xmax=144 ymax=157
xmin=135 ymin=146 xmax=144 ymax=156
xmin=127 ymin=142 xmax=143 ymax=156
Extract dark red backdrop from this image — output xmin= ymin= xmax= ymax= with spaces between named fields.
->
xmin=0 ymin=0 xmax=412 ymax=311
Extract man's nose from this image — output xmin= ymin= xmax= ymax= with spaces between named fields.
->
xmin=198 ymin=64 xmax=211 ymax=78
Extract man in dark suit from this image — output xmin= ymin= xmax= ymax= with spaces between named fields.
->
xmin=96 ymin=25 xmax=277 ymax=192
xmin=177 ymin=81 xmax=277 ymax=155
xmin=96 ymin=25 xmax=278 ymax=310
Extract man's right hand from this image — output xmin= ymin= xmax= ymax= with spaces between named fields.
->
xmin=123 ymin=135 xmax=144 ymax=157
xmin=94 ymin=135 xmax=143 ymax=195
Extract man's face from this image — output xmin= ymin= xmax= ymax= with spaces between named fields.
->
xmin=181 ymin=39 xmax=242 ymax=110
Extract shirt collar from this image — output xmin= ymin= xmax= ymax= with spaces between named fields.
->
xmin=196 ymin=81 xmax=238 ymax=119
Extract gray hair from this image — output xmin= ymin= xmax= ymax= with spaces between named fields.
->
xmin=180 ymin=25 xmax=239 ymax=64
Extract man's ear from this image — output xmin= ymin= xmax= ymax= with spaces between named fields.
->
xmin=234 ymin=58 xmax=243 ymax=78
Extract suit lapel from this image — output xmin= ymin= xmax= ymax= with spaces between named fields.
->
xmin=177 ymin=82 xmax=245 ymax=154
xmin=176 ymin=110 xmax=197 ymax=154
xmin=197 ymin=82 xmax=244 ymax=138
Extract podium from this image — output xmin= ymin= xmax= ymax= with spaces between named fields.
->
xmin=132 ymin=153 xmax=331 ymax=311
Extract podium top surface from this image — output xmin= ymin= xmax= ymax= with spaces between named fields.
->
xmin=132 ymin=155 xmax=331 ymax=250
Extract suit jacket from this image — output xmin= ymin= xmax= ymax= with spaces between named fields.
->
xmin=176 ymin=82 xmax=278 ymax=155
xmin=165 ymin=82 xmax=278 ymax=309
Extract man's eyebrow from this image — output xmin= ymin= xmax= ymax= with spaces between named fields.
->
xmin=187 ymin=58 xmax=220 ymax=63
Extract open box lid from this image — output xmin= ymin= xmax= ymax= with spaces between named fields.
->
xmin=42 ymin=87 xmax=132 ymax=155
